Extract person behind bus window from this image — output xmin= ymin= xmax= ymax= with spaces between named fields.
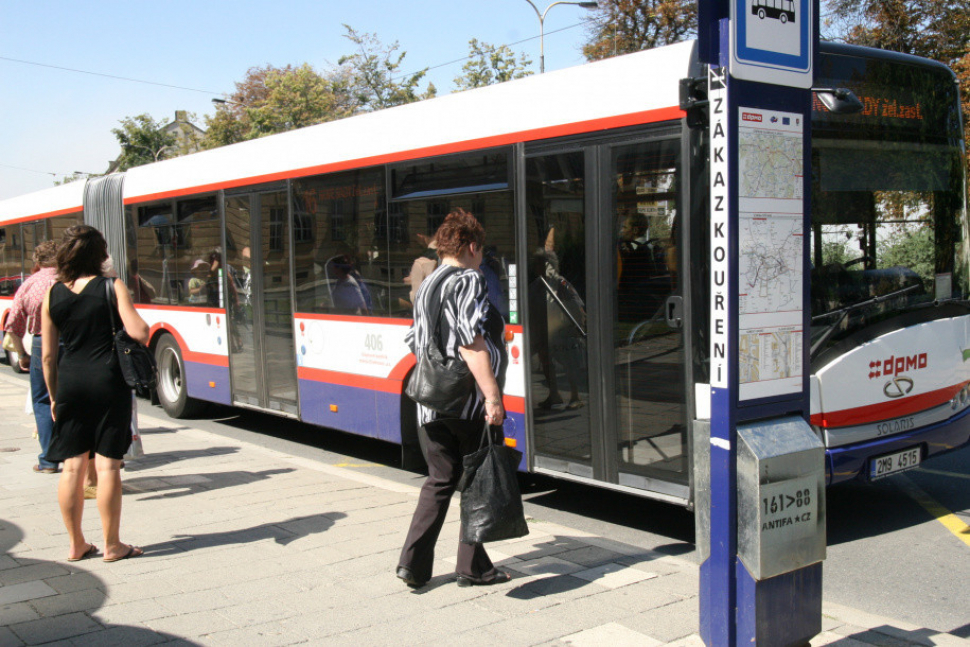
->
xmin=407 ymin=235 xmax=438 ymax=305
xmin=327 ymin=254 xmax=372 ymax=315
xmin=188 ymin=259 xmax=210 ymax=304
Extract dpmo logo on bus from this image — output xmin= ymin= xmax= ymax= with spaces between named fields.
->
xmin=868 ymin=353 xmax=928 ymax=380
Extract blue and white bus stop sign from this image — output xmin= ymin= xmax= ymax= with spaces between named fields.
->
xmin=730 ymin=0 xmax=813 ymax=87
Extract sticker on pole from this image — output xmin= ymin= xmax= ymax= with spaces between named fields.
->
xmin=730 ymin=0 xmax=813 ymax=88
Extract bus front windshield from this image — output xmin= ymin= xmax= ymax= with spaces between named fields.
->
xmin=810 ymin=51 xmax=968 ymax=359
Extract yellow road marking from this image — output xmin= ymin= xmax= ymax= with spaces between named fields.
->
xmin=897 ymin=476 xmax=970 ymax=547
xmin=915 ymin=466 xmax=970 ymax=481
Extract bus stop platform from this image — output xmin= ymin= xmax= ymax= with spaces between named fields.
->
xmin=1 ymin=372 xmax=967 ymax=647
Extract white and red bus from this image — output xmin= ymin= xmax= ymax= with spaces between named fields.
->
xmin=2 ymin=40 xmax=967 ymax=506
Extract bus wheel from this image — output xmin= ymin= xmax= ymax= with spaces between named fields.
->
xmin=758 ymin=8 xmax=765 ymax=18
xmin=780 ymin=12 xmax=788 ymax=23
xmin=155 ymin=334 xmax=206 ymax=418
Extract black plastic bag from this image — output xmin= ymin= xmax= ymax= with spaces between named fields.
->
xmin=458 ymin=423 xmax=529 ymax=544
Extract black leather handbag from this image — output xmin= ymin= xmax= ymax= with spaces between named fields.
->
xmin=457 ymin=422 xmax=529 ymax=544
xmin=104 ymin=279 xmax=158 ymax=390
xmin=404 ymin=267 xmax=474 ymax=418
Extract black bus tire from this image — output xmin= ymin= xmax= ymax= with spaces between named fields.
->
xmin=155 ymin=334 xmax=206 ymax=418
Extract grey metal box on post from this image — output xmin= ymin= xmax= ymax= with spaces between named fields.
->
xmin=736 ymin=416 xmax=826 ymax=580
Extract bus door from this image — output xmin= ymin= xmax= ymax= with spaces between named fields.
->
xmin=224 ymin=188 xmax=299 ymax=415
xmin=525 ymin=136 xmax=688 ymax=502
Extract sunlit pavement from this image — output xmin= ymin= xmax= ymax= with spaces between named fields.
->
xmin=0 ymin=371 xmax=966 ymax=646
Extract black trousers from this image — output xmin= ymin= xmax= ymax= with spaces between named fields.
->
xmin=398 ymin=418 xmax=498 ymax=582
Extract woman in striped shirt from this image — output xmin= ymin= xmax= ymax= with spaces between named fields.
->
xmin=397 ymin=209 xmax=510 ymax=589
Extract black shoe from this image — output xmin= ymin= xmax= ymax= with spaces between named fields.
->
xmin=396 ymin=566 xmax=427 ymax=588
xmin=455 ymin=569 xmax=512 ymax=588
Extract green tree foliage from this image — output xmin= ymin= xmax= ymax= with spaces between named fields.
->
xmin=111 ymin=114 xmax=178 ymax=171
xmin=337 ymin=25 xmax=436 ymax=111
xmin=582 ymin=0 xmax=697 ymax=60
xmin=879 ymin=226 xmax=936 ymax=288
xmin=453 ymin=39 xmax=533 ymax=90
xmin=203 ymin=64 xmax=354 ymax=148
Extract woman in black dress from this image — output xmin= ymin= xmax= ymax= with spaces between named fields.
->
xmin=41 ymin=225 xmax=149 ymax=562
xmin=397 ymin=209 xmax=511 ymax=589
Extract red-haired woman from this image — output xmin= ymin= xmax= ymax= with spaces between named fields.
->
xmin=397 ymin=208 xmax=511 ymax=589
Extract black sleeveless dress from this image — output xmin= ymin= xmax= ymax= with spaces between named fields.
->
xmin=46 ymin=276 xmax=132 ymax=461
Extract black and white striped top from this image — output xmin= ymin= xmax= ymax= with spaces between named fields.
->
xmin=406 ymin=264 xmax=508 ymax=426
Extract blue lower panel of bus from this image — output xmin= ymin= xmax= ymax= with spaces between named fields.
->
xmin=827 ymin=405 xmax=970 ymax=485
xmin=298 ymin=379 xmax=403 ymax=443
xmin=186 ymin=362 xmax=232 ymax=405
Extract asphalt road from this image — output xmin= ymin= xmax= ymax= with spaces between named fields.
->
xmin=6 ymin=368 xmax=968 ymax=635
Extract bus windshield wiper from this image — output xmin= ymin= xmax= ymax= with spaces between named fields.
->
xmin=810 ymin=284 xmax=920 ymax=356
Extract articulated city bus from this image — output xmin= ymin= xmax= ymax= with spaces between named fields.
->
xmin=2 ymin=40 xmax=967 ymax=506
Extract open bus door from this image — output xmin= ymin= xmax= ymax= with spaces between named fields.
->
xmin=524 ymin=132 xmax=690 ymax=504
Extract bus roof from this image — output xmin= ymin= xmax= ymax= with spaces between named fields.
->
xmin=122 ymin=39 xmax=693 ymax=204
xmin=0 ymin=179 xmax=84 ymax=224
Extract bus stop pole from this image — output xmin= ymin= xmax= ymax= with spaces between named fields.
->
xmin=696 ymin=1 xmax=824 ymax=645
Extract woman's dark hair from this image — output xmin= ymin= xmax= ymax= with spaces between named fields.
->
xmin=433 ymin=208 xmax=485 ymax=259
xmin=56 ymin=225 xmax=108 ymax=283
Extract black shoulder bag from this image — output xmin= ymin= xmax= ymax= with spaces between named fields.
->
xmin=104 ymin=278 xmax=158 ymax=390
xmin=404 ymin=267 xmax=475 ymax=418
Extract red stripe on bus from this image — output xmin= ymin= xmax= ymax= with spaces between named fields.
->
xmin=138 ymin=304 xmax=225 ymax=314
xmin=812 ymin=382 xmax=965 ymax=428
xmin=149 ymin=323 xmax=229 ymax=367
xmin=295 ymin=364 xmax=527 ymax=414
xmin=295 ymin=313 xmax=412 ymax=326
xmin=123 ymin=106 xmax=684 ymax=205
xmin=297 ymin=366 xmax=403 ymax=393
xmin=388 ymin=355 xmax=416 ymax=381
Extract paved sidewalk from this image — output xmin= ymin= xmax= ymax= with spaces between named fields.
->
xmin=1 ymin=372 xmax=967 ymax=646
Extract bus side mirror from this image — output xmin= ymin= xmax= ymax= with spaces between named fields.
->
xmin=813 ymin=87 xmax=864 ymax=114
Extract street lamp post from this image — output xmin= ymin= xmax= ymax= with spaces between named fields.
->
xmin=522 ymin=0 xmax=598 ymax=73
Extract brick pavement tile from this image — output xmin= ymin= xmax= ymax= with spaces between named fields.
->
xmin=511 ymin=555 xmax=587 ymax=578
xmin=0 ymin=562 xmax=72 ymax=586
xmin=29 ymin=588 xmax=105 ymax=617
xmin=572 ymin=562 xmax=659 ymax=589
xmin=466 ymin=595 xmax=628 ymax=647
xmin=554 ymin=545 xmax=627 ymax=568
xmin=63 ymin=625 xmax=173 ymax=647
xmin=8 ymin=611 xmax=102 ymax=645
xmin=0 ymin=580 xmax=58 ymax=605
xmin=618 ymin=598 xmax=699 ymax=644
xmin=0 ymin=602 xmax=40 ymax=626
xmin=214 ymin=597 xmax=301 ymax=628
xmin=203 ymin=620 xmax=310 ymax=647
xmin=213 ymin=574 xmax=305 ymax=604
xmin=92 ymin=598 xmax=177 ymax=625
xmin=155 ymin=589 xmax=234 ymax=615
xmin=0 ymin=554 xmax=20 ymax=571
xmin=0 ymin=626 xmax=25 ymax=647
xmin=101 ymin=579 xmax=184 ymax=606
xmin=143 ymin=609 xmax=237 ymax=638
xmin=552 ymin=621 xmax=664 ymax=647
xmin=328 ymin=600 xmax=507 ymax=646
xmin=38 ymin=572 xmax=104 ymax=595
xmin=810 ymin=632 xmax=874 ymax=646
xmin=660 ymin=633 xmax=706 ymax=647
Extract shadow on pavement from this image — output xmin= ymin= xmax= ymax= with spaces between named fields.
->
xmin=122 ymin=468 xmax=296 ymax=500
xmin=139 ymin=512 xmax=347 ymax=556
xmin=121 ymin=446 xmax=241 ymax=472
xmin=0 ymin=518 xmax=197 ymax=645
